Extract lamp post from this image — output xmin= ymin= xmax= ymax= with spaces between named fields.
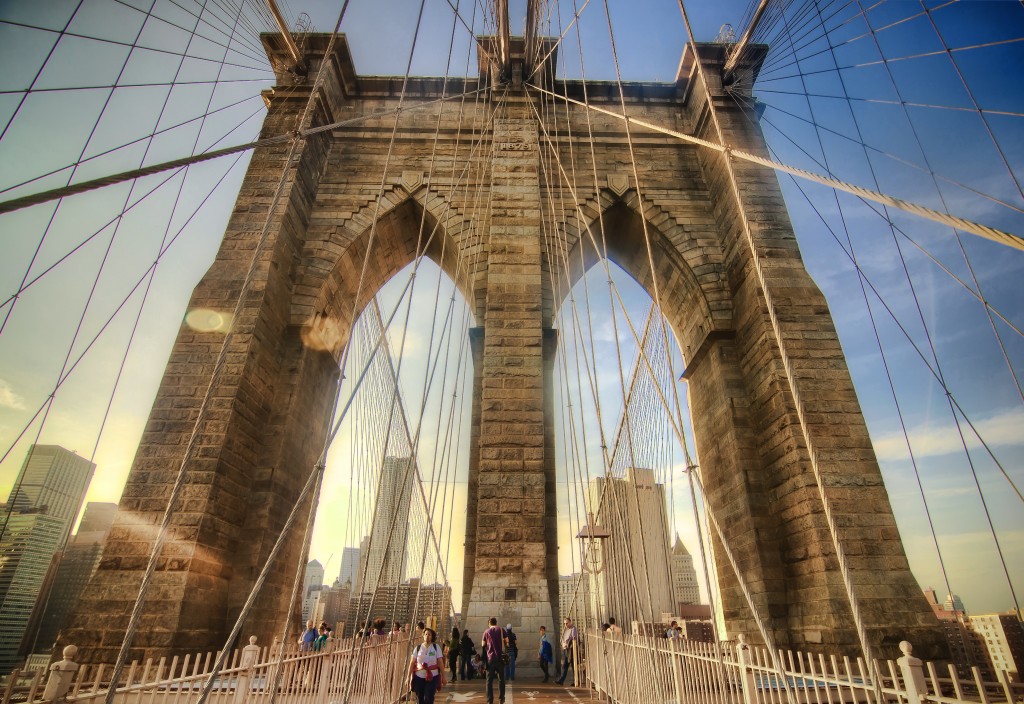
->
xmin=576 ymin=512 xmax=611 ymax=575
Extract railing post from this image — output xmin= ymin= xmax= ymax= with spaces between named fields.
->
xmin=234 ymin=637 xmax=261 ymax=704
xmin=42 ymin=646 xmax=80 ymax=703
xmin=736 ymin=635 xmax=757 ymax=704
xmin=315 ymin=650 xmax=333 ymax=704
xmin=897 ymin=641 xmax=927 ymax=703
xmin=2 ymin=669 xmax=21 ymax=704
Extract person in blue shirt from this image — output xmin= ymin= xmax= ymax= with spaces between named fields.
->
xmin=299 ymin=619 xmax=318 ymax=652
xmin=538 ymin=625 xmax=553 ymax=682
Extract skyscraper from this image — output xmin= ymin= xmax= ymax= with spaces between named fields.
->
xmin=27 ymin=503 xmax=118 ymax=655
xmin=0 ymin=445 xmax=95 ymax=673
xmin=670 ymin=535 xmax=700 ymax=607
xmin=363 ymin=456 xmax=415 ymax=592
xmin=589 ymin=467 xmax=674 ymax=628
xmin=301 ymin=560 xmax=324 ymax=623
xmin=338 ymin=546 xmax=360 ymax=587
xmin=3 ymin=445 xmax=96 ymax=545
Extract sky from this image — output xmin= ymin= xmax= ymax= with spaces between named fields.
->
xmin=0 ymin=0 xmax=1021 ymax=625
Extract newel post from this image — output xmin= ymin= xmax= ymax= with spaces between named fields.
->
xmin=234 ymin=636 xmax=261 ymax=704
xmin=42 ymin=646 xmax=79 ymax=703
xmin=897 ymin=641 xmax=927 ymax=703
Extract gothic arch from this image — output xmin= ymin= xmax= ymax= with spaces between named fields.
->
xmin=555 ymin=188 xmax=732 ymax=366
xmin=298 ymin=185 xmax=479 ymax=361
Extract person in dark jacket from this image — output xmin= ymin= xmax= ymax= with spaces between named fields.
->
xmin=460 ymin=629 xmax=475 ymax=680
xmin=446 ymin=627 xmax=461 ymax=680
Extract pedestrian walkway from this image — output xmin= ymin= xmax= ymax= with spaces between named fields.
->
xmin=439 ymin=679 xmax=589 ymax=703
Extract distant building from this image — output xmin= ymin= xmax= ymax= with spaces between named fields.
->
xmin=4 ymin=446 xmax=96 ymax=545
xmin=348 ymin=579 xmax=452 ymax=636
xmin=945 ymin=593 xmax=967 ymax=613
xmin=670 ymin=535 xmax=700 ymax=607
xmin=339 ymin=546 xmax=360 ymax=587
xmin=681 ymin=620 xmax=715 ymax=642
xmin=589 ymin=468 xmax=674 ymax=627
xmin=355 ymin=535 xmax=370 ymax=591
xmin=302 ymin=560 xmax=325 ymax=622
xmin=26 ymin=502 xmax=117 ymax=655
xmin=0 ymin=513 xmax=65 ymax=673
xmin=922 ymin=587 xmax=987 ymax=678
xmin=315 ymin=583 xmax=352 ymax=629
xmin=970 ymin=613 xmax=1024 ymax=679
xmin=363 ymin=457 xmax=415 ymax=591
xmin=0 ymin=445 xmax=94 ymax=674
xmin=558 ymin=573 xmax=590 ymax=626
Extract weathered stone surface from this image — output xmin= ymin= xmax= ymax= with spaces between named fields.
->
xmin=61 ymin=35 xmax=941 ymax=667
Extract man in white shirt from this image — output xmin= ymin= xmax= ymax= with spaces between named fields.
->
xmin=555 ymin=618 xmax=578 ymax=685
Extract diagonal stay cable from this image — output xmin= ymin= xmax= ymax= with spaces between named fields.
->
xmin=527 ymin=82 xmax=1023 ymax=251
xmin=0 ymin=86 xmax=487 ymax=217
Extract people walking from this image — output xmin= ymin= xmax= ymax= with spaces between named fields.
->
xmin=555 ymin=617 xmax=578 ymax=686
xmin=503 ymin=624 xmax=518 ymax=680
xmin=538 ymin=625 xmax=553 ymax=682
xmin=409 ymin=627 xmax=445 ymax=704
xmin=446 ymin=627 xmax=461 ymax=680
xmin=460 ymin=629 xmax=475 ymax=680
xmin=482 ymin=617 xmax=506 ymax=704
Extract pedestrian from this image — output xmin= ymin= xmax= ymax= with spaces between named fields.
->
xmin=299 ymin=619 xmax=318 ymax=652
xmin=538 ymin=625 xmax=553 ymax=682
xmin=460 ymin=630 xmax=475 ymax=680
xmin=503 ymin=623 xmax=518 ymax=681
xmin=482 ymin=617 xmax=506 ymax=704
xmin=446 ymin=627 xmax=461 ymax=680
xmin=608 ymin=617 xmax=622 ymax=635
xmin=409 ymin=627 xmax=445 ymax=704
xmin=665 ymin=620 xmax=681 ymax=640
xmin=555 ymin=617 xmax=577 ymax=685
xmin=313 ymin=625 xmax=329 ymax=651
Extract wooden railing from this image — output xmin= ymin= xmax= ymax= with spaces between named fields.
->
xmin=12 ymin=632 xmax=1024 ymax=704
xmin=584 ymin=631 xmax=1024 ymax=704
xmin=9 ymin=635 xmax=413 ymax=704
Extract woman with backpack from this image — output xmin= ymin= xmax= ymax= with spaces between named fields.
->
xmin=409 ymin=627 xmax=445 ymax=704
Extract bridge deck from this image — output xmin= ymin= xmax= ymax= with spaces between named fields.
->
xmin=442 ymin=680 xmax=589 ymax=704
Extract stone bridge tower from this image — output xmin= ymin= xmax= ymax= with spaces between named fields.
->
xmin=63 ymin=33 xmax=942 ymax=665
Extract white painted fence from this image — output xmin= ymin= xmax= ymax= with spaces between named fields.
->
xmin=584 ymin=631 xmax=1024 ymax=704
xmin=11 ymin=631 xmax=1024 ymax=704
xmin=7 ymin=636 xmax=412 ymax=704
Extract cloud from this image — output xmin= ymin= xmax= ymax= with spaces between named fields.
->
xmin=873 ymin=406 xmax=1024 ymax=462
xmin=0 ymin=379 xmax=25 ymax=410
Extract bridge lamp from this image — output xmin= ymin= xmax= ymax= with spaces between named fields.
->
xmin=576 ymin=512 xmax=611 ymax=575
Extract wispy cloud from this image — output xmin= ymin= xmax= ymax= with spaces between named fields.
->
xmin=0 ymin=379 xmax=25 ymax=410
xmin=873 ymin=406 xmax=1024 ymax=462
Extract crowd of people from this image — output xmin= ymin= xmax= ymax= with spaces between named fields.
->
xmin=298 ymin=613 xmax=689 ymax=704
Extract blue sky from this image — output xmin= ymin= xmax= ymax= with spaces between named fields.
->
xmin=0 ymin=0 xmax=1021 ymax=621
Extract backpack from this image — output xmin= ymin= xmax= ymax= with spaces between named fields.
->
xmin=505 ymin=630 xmax=517 ymax=652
